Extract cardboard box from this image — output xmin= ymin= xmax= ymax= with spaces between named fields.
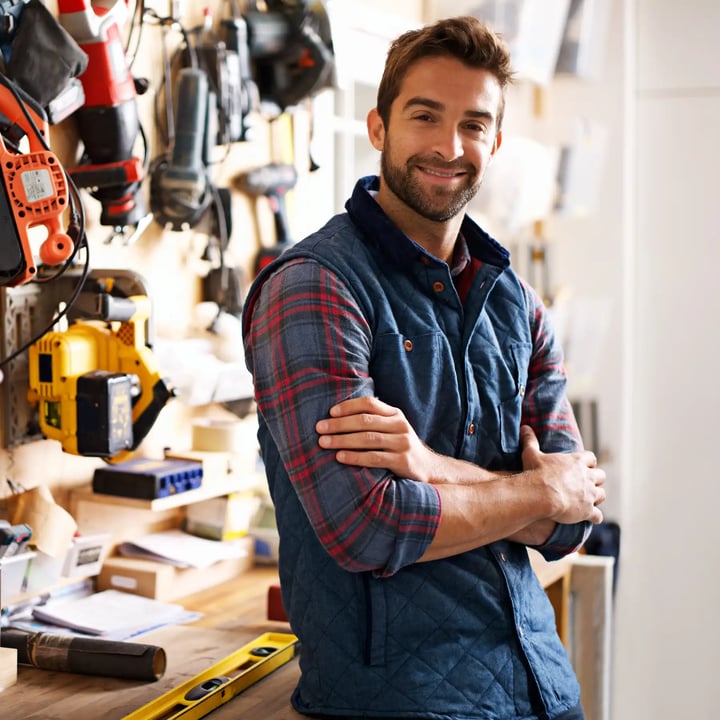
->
xmin=70 ymin=489 xmax=185 ymax=553
xmin=184 ymin=492 xmax=261 ymax=541
xmin=97 ymin=536 xmax=254 ymax=601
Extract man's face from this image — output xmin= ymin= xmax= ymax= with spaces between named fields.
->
xmin=369 ymin=56 xmax=502 ymax=224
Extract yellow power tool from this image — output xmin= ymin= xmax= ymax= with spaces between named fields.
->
xmin=27 ymin=274 xmax=173 ymax=462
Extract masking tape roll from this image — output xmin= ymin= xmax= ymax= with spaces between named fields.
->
xmin=192 ymin=419 xmax=244 ymax=453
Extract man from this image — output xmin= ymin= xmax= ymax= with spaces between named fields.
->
xmin=243 ymin=16 xmax=605 ymax=720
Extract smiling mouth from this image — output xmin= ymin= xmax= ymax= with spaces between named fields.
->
xmin=418 ymin=166 xmax=467 ymax=179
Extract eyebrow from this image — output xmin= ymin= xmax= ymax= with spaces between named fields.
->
xmin=403 ymin=96 xmax=495 ymax=123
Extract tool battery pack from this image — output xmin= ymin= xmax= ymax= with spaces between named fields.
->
xmin=92 ymin=458 xmax=203 ymax=500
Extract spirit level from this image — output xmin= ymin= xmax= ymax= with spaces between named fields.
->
xmin=122 ymin=631 xmax=298 ymax=720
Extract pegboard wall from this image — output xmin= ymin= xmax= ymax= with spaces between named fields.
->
xmin=1 ymin=285 xmax=44 ymax=447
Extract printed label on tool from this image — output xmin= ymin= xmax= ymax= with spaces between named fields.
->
xmin=21 ymin=168 xmax=54 ymax=203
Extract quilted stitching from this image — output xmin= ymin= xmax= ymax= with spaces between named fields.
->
xmin=274 ymin=485 xmax=554 ymax=720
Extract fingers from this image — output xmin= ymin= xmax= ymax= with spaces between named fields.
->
xmin=333 ymin=449 xmax=389 ymax=468
xmin=519 ymin=425 xmax=540 ymax=452
xmin=318 ymin=397 xmax=406 ymax=437
xmin=584 ymin=450 xmax=598 ymax=468
xmin=318 ymin=430 xmax=399 ymax=451
xmin=329 ymin=396 xmax=395 ymax=418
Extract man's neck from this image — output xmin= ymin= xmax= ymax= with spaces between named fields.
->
xmin=374 ymin=186 xmax=465 ymax=265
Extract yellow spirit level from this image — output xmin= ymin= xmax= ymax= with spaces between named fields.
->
xmin=122 ymin=632 xmax=298 ymax=720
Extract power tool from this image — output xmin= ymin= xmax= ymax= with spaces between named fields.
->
xmin=0 ymin=75 xmax=77 ymax=287
xmin=191 ymin=4 xmax=259 ymax=146
xmin=244 ymin=0 xmax=335 ymax=113
xmin=233 ymin=162 xmax=297 ymax=276
xmin=58 ymin=0 xmax=148 ymax=235
xmin=26 ymin=271 xmax=174 ymax=462
xmin=219 ymin=6 xmax=259 ymax=143
xmin=149 ymin=67 xmax=212 ymax=231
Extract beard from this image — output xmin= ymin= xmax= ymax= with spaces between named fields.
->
xmin=380 ymin=144 xmax=481 ymax=223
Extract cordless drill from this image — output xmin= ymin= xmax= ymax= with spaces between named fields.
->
xmin=233 ymin=162 xmax=297 ymax=275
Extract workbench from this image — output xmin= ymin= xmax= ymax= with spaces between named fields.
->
xmin=0 ymin=555 xmax=574 ymax=720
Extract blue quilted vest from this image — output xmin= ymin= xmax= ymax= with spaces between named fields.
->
xmin=249 ymin=177 xmax=581 ymax=720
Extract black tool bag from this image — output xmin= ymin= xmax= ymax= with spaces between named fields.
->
xmin=6 ymin=0 xmax=87 ymax=109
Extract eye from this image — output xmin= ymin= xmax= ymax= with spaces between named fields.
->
xmin=411 ymin=112 xmax=435 ymax=123
xmin=464 ymin=121 xmax=488 ymax=134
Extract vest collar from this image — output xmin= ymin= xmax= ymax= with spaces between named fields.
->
xmin=346 ymin=175 xmax=510 ymax=271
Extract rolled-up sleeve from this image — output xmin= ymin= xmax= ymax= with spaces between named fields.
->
xmin=521 ymin=279 xmax=591 ymax=559
xmin=244 ymin=258 xmax=440 ymax=576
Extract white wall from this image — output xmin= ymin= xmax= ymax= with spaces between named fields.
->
xmin=613 ymin=1 xmax=720 ymax=718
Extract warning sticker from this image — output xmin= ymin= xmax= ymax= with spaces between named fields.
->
xmin=21 ymin=168 xmax=53 ymax=203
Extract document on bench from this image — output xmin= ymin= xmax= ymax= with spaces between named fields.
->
xmin=117 ymin=529 xmax=251 ymax=569
xmin=29 ymin=589 xmax=199 ymax=639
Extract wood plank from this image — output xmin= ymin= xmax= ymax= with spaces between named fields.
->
xmin=570 ymin=554 xmax=615 ymax=720
xmin=0 ymin=647 xmax=17 ymax=691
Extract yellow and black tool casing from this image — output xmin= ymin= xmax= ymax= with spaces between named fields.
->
xmin=27 ymin=295 xmax=172 ymax=462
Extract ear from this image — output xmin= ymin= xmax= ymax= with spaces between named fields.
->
xmin=491 ymin=130 xmax=502 ymax=156
xmin=367 ymin=108 xmax=385 ymax=151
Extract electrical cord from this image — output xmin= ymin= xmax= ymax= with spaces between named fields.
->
xmin=0 ymin=75 xmax=90 ymax=370
xmin=145 ymin=9 xmax=197 ymax=149
xmin=125 ymin=0 xmax=146 ymax=69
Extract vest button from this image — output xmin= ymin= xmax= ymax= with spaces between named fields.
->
xmin=432 ymin=281 xmax=445 ymax=293
xmin=468 ymin=423 xmax=476 ymax=435
xmin=519 ymin=384 xmax=526 ymax=397
xmin=403 ymin=339 xmax=413 ymax=352
xmin=420 ymin=255 xmax=432 ymax=266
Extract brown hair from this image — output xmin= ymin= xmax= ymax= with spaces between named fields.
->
xmin=376 ymin=16 xmax=513 ymax=131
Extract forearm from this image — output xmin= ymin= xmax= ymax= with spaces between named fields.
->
xmin=317 ymin=398 xmax=603 ymax=562
xmin=419 ymin=470 xmax=555 ymax=561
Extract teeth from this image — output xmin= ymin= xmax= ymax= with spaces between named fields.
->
xmin=423 ymin=168 xmax=460 ymax=178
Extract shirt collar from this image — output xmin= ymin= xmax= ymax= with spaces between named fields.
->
xmin=346 ymin=175 xmax=510 ymax=271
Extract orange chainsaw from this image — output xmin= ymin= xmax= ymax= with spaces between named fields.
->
xmin=0 ymin=75 xmax=76 ymax=287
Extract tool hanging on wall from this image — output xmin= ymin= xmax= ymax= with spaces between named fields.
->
xmin=58 ymin=0 xmax=151 ymax=242
xmin=147 ymin=9 xmax=236 ymax=233
xmin=219 ymin=1 xmax=260 ymax=143
xmin=150 ymin=64 xmax=213 ymax=231
xmin=122 ymin=632 xmax=298 ymax=720
xmin=0 ymin=74 xmax=85 ymax=289
xmin=145 ymin=7 xmax=244 ymax=320
xmin=191 ymin=3 xmax=260 ymax=146
xmin=26 ymin=269 xmax=174 ymax=462
xmin=243 ymin=0 xmax=336 ymax=115
xmin=233 ymin=161 xmax=297 ymax=276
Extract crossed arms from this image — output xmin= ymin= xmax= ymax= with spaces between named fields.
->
xmin=317 ymin=396 xmax=605 ymax=563
xmin=245 ymin=259 xmax=605 ymax=574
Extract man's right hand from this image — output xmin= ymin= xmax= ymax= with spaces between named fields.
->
xmin=520 ymin=425 xmax=605 ymax=526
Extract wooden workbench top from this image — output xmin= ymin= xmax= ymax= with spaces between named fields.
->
xmin=0 ymin=566 xmax=304 ymax=720
xmin=0 ymin=554 xmax=572 ymax=719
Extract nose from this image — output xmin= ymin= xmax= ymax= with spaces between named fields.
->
xmin=431 ymin=123 xmax=463 ymax=161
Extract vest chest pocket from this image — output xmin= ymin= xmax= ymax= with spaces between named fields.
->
xmin=371 ymin=332 xmax=458 ymax=436
xmin=497 ymin=342 xmax=532 ymax=453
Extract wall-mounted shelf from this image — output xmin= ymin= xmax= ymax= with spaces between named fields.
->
xmin=70 ymin=474 xmax=260 ymax=513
